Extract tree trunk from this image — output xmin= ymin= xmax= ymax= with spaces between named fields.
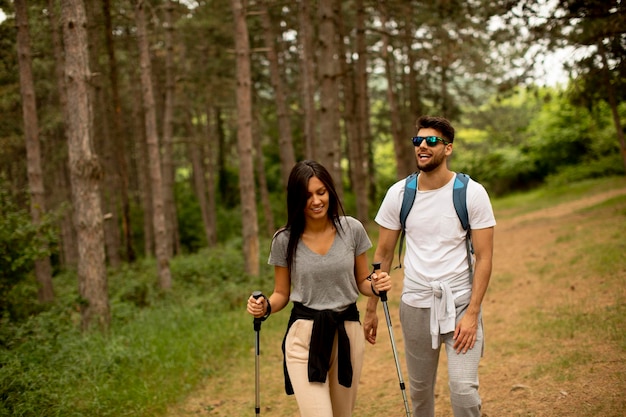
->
xmin=379 ymin=2 xmax=414 ymax=179
xmin=15 ymin=0 xmax=55 ymax=302
xmin=60 ymin=0 xmax=110 ymax=331
xmin=161 ymin=0 xmax=180 ymax=256
xmin=598 ymin=41 xmax=626 ymax=171
xmin=103 ymin=0 xmax=135 ymax=262
xmin=185 ymin=109 xmax=214 ymax=247
xmin=84 ymin=0 xmax=122 ymax=268
xmin=336 ymin=2 xmax=368 ymax=224
xmin=354 ymin=0 xmax=372 ymax=223
xmin=204 ymin=105 xmax=218 ymax=247
xmin=317 ymin=0 xmax=343 ymax=191
xmin=253 ymin=111 xmax=275 ymax=237
xmin=231 ymin=0 xmax=259 ymax=276
xmin=216 ymin=107 xmax=229 ymax=208
xmin=47 ymin=0 xmax=79 ymax=269
xmin=260 ymin=0 xmax=296 ymax=186
xmin=402 ymin=8 xmax=423 ymax=128
xmin=130 ymin=68 xmax=155 ymax=258
xmin=135 ymin=0 xmax=172 ymax=289
xmin=298 ymin=0 xmax=317 ymax=160
xmin=55 ymin=163 xmax=79 ymax=268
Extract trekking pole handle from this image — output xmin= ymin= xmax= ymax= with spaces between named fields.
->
xmin=372 ymin=262 xmax=388 ymax=302
xmin=252 ymin=291 xmax=263 ymax=331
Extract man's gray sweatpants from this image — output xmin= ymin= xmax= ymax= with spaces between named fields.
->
xmin=399 ymin=296 xmax=483 ymax=417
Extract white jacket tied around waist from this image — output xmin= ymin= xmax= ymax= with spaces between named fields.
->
xmin=405 ymin=276 xmax=467 ymax=349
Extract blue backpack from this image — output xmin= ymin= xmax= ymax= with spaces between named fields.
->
xmin=397 ymin=172 xmax=475 ymax=283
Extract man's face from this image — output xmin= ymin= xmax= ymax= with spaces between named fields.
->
xmin=414 ymin=127 xmax=451 ymax=172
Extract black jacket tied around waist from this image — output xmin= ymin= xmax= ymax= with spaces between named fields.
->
xmin=282 ymin=302 xmax=360 ymax=395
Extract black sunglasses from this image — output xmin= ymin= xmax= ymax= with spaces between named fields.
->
xmin=412 ymin=136 xmax=450 ymax=147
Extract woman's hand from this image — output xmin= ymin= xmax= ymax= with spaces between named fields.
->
xmin=247 ymin=294 xmax=268 ymax=318
xmin=363 ymin=307 xmax=379 ymax=344
xmin=371 ymin=271 xmax=391 ymax=294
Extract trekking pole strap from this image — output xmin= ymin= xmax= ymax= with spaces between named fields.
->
xmin=370 ymin=262 xmax=388 ymax=301
xmin=252 ymin=291 xmax=270 ymax=331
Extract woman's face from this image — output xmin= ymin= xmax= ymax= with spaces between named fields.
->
xmin=304 ymin=175 xmax=330 ymax=222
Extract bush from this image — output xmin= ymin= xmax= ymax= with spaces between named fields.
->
xmin=0 ymin=243 xmax=275 ymax=417
xmin=0 ymin=183 xmax=57 ymax=318
xmin=545 ymin=154 xmax=626 ymax=187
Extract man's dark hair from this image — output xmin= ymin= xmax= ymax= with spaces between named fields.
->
xmin=416 ymin=116 xmax=455 ymax=143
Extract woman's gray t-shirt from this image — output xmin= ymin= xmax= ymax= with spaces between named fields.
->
xmin=268 ymin=216 xmax=372 ymax=312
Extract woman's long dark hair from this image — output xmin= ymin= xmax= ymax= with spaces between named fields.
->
xmin=275 ymin=160 xmax=346 ymax=275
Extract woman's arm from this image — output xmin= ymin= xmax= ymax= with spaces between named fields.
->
xmin=355 ymin=252 xmax=390 ymax=297
xmin=247 ymin=265 xmax=291 ymax=318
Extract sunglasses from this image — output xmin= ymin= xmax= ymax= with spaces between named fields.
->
xmin=412 ymin=136 xmax=450 ymax=147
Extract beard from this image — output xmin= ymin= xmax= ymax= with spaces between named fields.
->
xmin=416 ymin=150 xmax=446 ymax=172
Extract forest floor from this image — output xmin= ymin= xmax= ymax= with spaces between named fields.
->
xmin=166 ymin=186 xmax=626 ymax=417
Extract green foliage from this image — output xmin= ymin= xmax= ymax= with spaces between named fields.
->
xmin=0 ymin=302 xmax=253 ymax=417
xmin=174 ymin=179 xmax=207 ymax=253
xmin=544 ymin=153 xmax=625 ymax=186
xmin=0 ymin=242 xmax=275 ymax=417
xmin=0 ymin=183 xmax=57 ymax=318
xmin=454 ymin=86 xmax=625 ymax=196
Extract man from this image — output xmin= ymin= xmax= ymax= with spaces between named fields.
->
xmin=365 ymin=115 xmax=496 ymax=417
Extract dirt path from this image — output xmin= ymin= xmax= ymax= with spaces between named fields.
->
xmin=167 ymin=187 xmax=626 ymax=417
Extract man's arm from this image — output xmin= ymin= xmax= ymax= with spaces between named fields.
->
xmin=453 ymin=226 xmax=494 ymax=353
xmin=364 ymin=226 xmax=401 ymax=344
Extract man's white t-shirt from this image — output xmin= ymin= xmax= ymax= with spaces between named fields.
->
xmin=375 ymin=173 xmax=496 ymax=308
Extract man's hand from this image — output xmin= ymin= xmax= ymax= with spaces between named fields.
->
xmin=453 ymin=311 xmax=478 ymax=354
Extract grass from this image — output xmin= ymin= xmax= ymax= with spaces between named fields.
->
xmin=491 ymin=175 xmax=626 ymax=218
xmin=0 ymin=247 xmax=276 ymax=417
xmin=515 ymin=180 xmax=626 ymax=396
xmin=1 ymin=175 xmax=625 ymax=417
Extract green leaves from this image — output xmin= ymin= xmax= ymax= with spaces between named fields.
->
xmin=0 ymin=182 xmax=58 ymax=317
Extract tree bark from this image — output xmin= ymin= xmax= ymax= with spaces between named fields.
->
xmin=15 ymin=0 xmax=55 ymax=302
xmin=204 ymin=105 xmax=218 ymax=247
xmin=317 ymin=0 xmax=343 ymax=191
xmin=135 ymin=0 xmax=172 ymax=289
xmin=130 ymin=66 xmax=155 ymax=258
xmin=598 ymin=40 xmax=626 ymax=171
xmin=298 ymin=0 xmax=317 ymax=160
xmin=354 ymin=0 xmax=372 ymax=223
xmin=260 ymin=1 xmax=296 ymax=186
xmin=337 ymin=1 xmax=368 ymax=224
xmin=402 ymin=7 xmax=423 ymax=128
xmin=161 ymin=0 xmax=180 ymax=256
xmin=379 ymin=2 xmax=414 ymax=179
xmin=253 ymin=111 xmax=275 ymax=237
xmin=84 ymin=0 xmax=122 ymax=268
xmin=103 ymin=0 xmax=135 ymax=262
xmin=60 ymin=0 xmax=110 ymax=331
xmin=48 ymin=0 xmax=78 ymax=268
xmin=185 ymin=109 xmax=214 ymax=247
xmin=231 ymin=0 xmax=259 ymax=276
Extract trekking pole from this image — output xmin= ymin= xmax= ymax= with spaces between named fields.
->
xmin=373 ymin=262 xmax=412 ymax=417
xmin=251 ymin=291 xmax=264 ymax=416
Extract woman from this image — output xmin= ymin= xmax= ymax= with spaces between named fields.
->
xmin=247 ymin=160 xmax=390 ymax=417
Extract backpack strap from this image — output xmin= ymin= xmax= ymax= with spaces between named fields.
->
xmin=453 ymin=173 xmax=474 ymax=284
xmin=396 ymin=172 xmax=474 ymax=284
xmin=395 ymin=172 xmax=418 ymax=269
xmin=453 ymin=174 xmax=470 ymax=230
